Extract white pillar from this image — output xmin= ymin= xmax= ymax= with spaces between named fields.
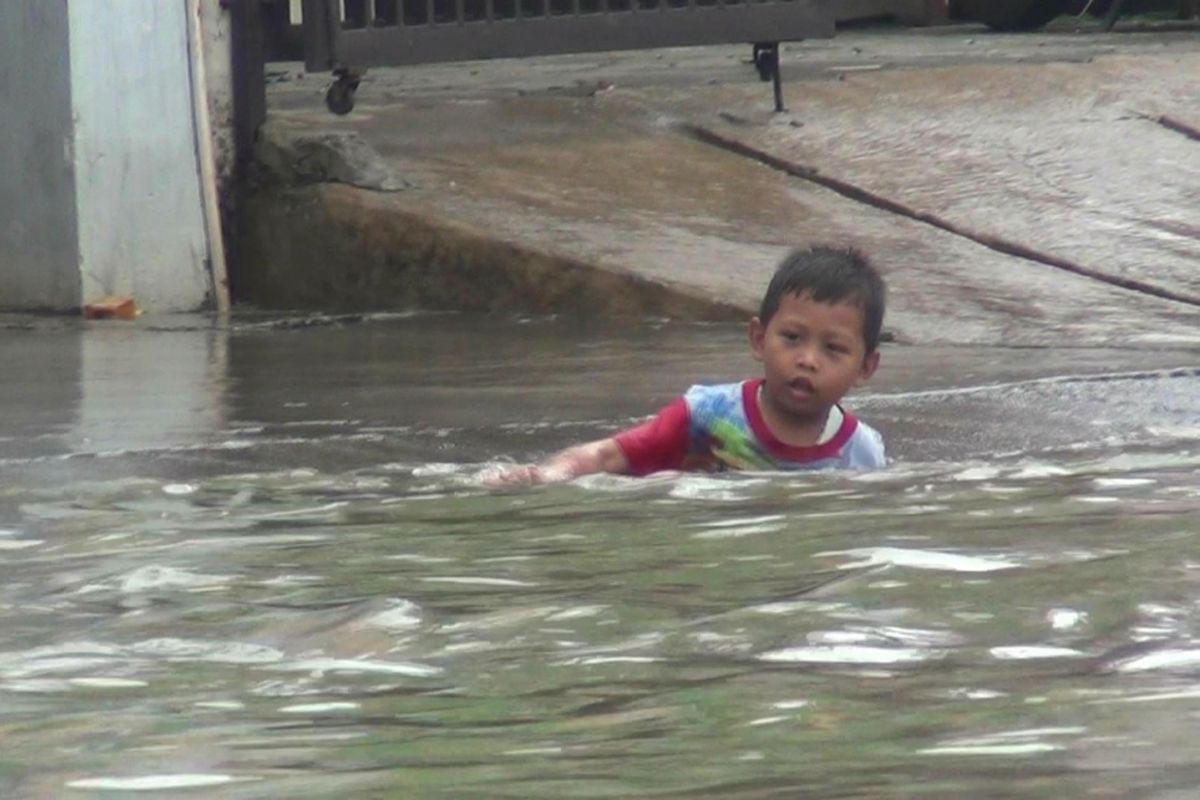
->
xmin=0 ymin=1 xmax=231 ymax=313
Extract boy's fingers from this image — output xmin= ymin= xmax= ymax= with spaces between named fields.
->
xmin=481 ymin=464 xmax=543 ymax=487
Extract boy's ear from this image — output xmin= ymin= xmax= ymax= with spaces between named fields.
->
xmin=748 ymin=317 xmax=766 ymax=361
xmin=856 ymin=349 xmax=880 ymax=385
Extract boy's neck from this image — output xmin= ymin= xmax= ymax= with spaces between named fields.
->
xmin=754 ymin=384 xmax=835 ymax=447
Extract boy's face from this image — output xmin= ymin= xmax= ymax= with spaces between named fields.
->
xmin=749 ymin=291 xmax=879 ymax=425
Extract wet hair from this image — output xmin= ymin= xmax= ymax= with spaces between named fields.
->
xmin=758 ymin=246 xmax=887 ymax=353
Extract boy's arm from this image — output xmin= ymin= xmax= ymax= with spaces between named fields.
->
xmin=485 ymin=396 xmax=689 ymax=487
xmin=487 ymin=437 xmax=630 ymax=486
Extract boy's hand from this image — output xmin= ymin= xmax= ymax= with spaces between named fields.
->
xmin=480 ymin=463 xmax=567 ymax=487
xmin=481 ymin=438 xmax=629 ymax=488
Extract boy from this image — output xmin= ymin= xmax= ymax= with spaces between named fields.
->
xmin=491 ymin=246 xmax=886 ymax=484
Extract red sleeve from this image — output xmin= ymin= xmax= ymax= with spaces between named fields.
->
xmin=613 ymin=397 xmax=690 ymax=476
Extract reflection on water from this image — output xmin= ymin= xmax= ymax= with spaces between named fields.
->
xmin=1 ymin=314 xmax=1198 ymax=799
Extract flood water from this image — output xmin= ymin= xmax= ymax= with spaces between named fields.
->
xmin=2 ymin=313 xmax=1199 ymax=799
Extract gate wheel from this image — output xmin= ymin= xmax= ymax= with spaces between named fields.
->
xmin=325 ymin=68 xmax=362 ymax=116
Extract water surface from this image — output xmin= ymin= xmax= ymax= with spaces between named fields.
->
xmin=2 ymin=314 xmax=1198 ymax=799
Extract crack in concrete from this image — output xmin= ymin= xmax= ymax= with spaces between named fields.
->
xmin=680 ymin=123 xmax=1200 ymax=309
xmin=1154 ymin=114 xmax=1200 ymax=143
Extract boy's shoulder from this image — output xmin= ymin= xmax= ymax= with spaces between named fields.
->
xmin=842 ymin=416 xmax=886 ymax=469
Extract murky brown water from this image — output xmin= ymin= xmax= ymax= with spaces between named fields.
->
xmin=2 ymin=313 xmax=1199 ymax=799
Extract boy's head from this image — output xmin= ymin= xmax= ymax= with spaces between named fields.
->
xmin=758 ymin=246 xmax=886 ymax=355
xmin=749 ymin=246 xmax=886 ymax=427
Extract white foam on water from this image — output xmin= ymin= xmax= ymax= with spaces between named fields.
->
xmin=194 ymin=700 xmax=245 ymax=710
xmin=275 ymin=658 xmax=441 ymax=677
xmin=759 ymin=645 xmax=939 ymax=665
xmin=504 ymin=746 xmax=565 ymax=756
xmin=361 ymin=599 xmax=422 ymax=630
xmin=918 ymin=726 xmax=1083 ymax=756
xmin=772 ymin=699 xmax=810 ymax=710
xmin=951 ymin=467 xmax=1002 ymax=482
xmin=162 ymin=483 xmax=196 ymax=496
xmin=818 ymin=547 xmax=1019 ymax=573
xmin=746 ymin=715 xmax=789 ymax=726
xmin=422 ymin=577 xmax=538 ymax=587
xmin=918 ymin=743 xmax=1062 ymax=756
xmin=1047 ymin=608 xmax=1087 ymax=630
xmin=250 ymin=501 xmax=347 ymax=520
xmin=67 ymin=677 xmax=148 ymax=689
xmin=279 ymin=701 xmax=360 ymax=713
xmin=386 ymin=553 xmax=456 ymax=564
xmin=412 ymin=463 xmax=464 ymax=477
xmin=990 ymin=646 xmax=1087 ymax=660
xmin=693 ymin=522 xmax=786 ymax=539
xmin=1114 ymin=648 xmax=1200 ymax=673
xmin=1010 ymin=464 xmax=1071 ymax=479
xmin=3 ymin=679 xmax=73 ymax=693
xmin=66 ymin=774 xmax=253 ymax=790
xmin=668 ymin=476 xmax=768 ymax=502
xmin=557 ymin=656 xmax=662 ymax=666
xmin=934 ymin=688 xmax=1007 ymax=701
xmin=120 ymin=566 xmax=233 ymax=593
xmin=130 ymin=638 xmax=284 ymax=664
xmin=1071 ymin=496 xmax=1121 ymax=504
xmin=1094 ymin=687 xmax=1200 ymax=704
xmin=1093 ymin=477 xmax=1156 ymax=488
xmin=546 ymin=605 xmax=608 ymax=622
xmin=0 ymin=539 xmax=43 ymax=550
xmin=807 ymin=631 xmax=875 ymax=645
xmin=695 ymin=515 xmax=787 ymax=529
xmin=1 ymin=656 xmax=117 ymax=679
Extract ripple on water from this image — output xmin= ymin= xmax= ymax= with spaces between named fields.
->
xmin=119 ymin=565 xmax=233 ymax=593
xmin=758 ymin=645 xmax=942 ymax=665
xmin=989 ymin=646 xmax=1088 ymax=660
xmin=817 ymin=547 xmax=1020 ymax=573
xmin=66 ymin=775 xmax=254 ymax=791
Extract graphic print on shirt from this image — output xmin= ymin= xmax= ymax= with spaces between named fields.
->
xmin=682 ymin=382 xmax=885 ymax=472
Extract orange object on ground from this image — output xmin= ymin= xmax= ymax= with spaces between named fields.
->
xmin=83 ymin=296 xmax=139 ymax=320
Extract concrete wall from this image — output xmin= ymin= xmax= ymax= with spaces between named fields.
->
xmin=0 ymin=2 xmax=80 ymax=310
xmin=68 ymin=2 xmax=212 ymax=310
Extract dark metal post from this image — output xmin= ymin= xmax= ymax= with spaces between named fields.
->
xmin=752 ymin=42 xmax=784 ymax=112
xmin=771 ymin=44 xmax=784 ymax=113
xmin=1103 ymin=0 xmax=1127 ymax=30
xmin=229 ymin=0 xmax=268 ymax=173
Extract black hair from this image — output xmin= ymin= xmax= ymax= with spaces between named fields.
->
xmin=758 ymin=246 xmax=887 ymax=353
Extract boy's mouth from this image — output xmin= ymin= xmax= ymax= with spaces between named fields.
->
xmin=788 ymin=377 xmax=816 ymax=397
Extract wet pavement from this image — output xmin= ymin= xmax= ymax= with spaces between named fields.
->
xmin=247 ymin=20 xmax=1200 ymax=349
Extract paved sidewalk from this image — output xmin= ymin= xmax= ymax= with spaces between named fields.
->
xmin=240 ymin=21 xmax=1200 ymax=348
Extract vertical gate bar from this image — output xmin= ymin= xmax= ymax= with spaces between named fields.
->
xmin=772 ymin=45 xmax=784 ymax=112
xmin=427 ymin=0 xmax=435 ymax=25
xmin=301 ymin=0 xmax=339 ymax=70
xmin=572 ymin=0 xmax=579 ymax=14
xmin=486 ymin=0 xmax=494 ymax=21
xmin=456 ymin=0 xmax=465 ymax=23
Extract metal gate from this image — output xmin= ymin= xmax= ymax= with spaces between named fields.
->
xmin=293 ymin=0 xmax=833 ymax=111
